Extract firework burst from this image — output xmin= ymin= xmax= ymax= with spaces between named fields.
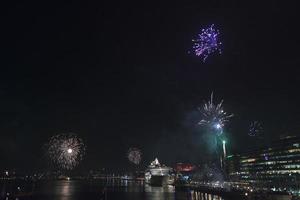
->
xmin=248 ymin=121 xmax=263 ymax=137
xmin=127 ymin=148 xmax=142 ymax=165
xmin=192 ymin=24 xmax=222 ymax=62
xmin=198 ymin=93 xmax=233 ymax=135
xmin=46 ymin=133 xmax=85 ymax=170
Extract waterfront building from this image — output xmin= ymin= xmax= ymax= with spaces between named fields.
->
xmin=175 ymin=163 xmax=197 ymax=181
xmin=226 ymin=136 xmax=300 ymax=193
xmin=175 ymin=163 xmax=196 ymax=173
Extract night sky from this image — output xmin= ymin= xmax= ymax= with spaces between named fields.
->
xmin=1 ymin=1 xmax=300 ymax=172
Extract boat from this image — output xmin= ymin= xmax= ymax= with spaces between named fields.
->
xmin=144 ymin=158 xmax=175 ymax=186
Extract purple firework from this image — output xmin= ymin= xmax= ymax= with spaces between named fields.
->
xmin=248 ymin=121 xmax=263 ymax=137
xmin=192 ymin=24 xmax=222 ymax=62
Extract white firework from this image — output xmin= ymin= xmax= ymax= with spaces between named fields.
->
xmin=46 ymin=133 xmax=85 ymax=170
xmin=127 ymin=148 xmax=142 ymax=165
xmin=198 ymin=92 xmax=233 ymax=135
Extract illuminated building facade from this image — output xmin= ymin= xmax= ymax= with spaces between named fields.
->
xmin=227 ymin=136 xmax=300 ymax=192
xmin=175 ymin=163 xmax=196 ymax=172
xmin=175 ymin=163 xmax=197 ymax=182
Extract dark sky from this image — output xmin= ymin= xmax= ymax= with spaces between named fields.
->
xmin=1 ymin=1 xmax=300 ymax=172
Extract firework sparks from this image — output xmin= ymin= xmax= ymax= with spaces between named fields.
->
xmin=192 ymin=24 xmax=222 ymax=62
xmin=46 ymin=133 xmax=85 ymax=170
xmin=249 ymin=121 xmax=263 ymax=137
xmin=127 ymin=148 xmax=142 ymax=165
xmin=198 ymin=93 xmax=233 ymax=135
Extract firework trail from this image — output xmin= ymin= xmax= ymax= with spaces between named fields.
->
xmin=46 ymin=133 xmax=85 ymax=170
xmin=192 ymin=24 xmax=222 ymax=62
xmin=127 ymin=148 xmax=142 ymax=165
xmin=198 ymin=93 xmax=233 ymax=135
xmin=248 ymin=121 xmax=263 ymax=137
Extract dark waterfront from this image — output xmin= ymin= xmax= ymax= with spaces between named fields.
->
xmin=7 ymin=180 xmax=232 ymax=200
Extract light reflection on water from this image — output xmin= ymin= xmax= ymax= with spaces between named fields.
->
xmin=190 ymin=190 xmax=224 ymax=200
xmin=57 ymin=181 xmax=73 ymax=200
xmin=12 ymin=180 xmax=226 ymax=200
xmin=38 ymin=180 xmax=81 ymax=200
xmin=144 ymin=185 xmax=175 ymax=200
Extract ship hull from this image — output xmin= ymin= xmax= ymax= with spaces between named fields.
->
xmin=148 ymin=175 xmax=164 ymax=186
xmin=145 ymin=175 xmax=175 ymax=186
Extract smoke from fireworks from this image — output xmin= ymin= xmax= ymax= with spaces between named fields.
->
xmin=248 ymin=121 xmax=263 ymax=137
xmin=46 ymin=133 xmax=85 ymax=170
xmin=192 ymin=24 xmax=222 ymax=62
xmin=198 ymin=93 xmax=233 ymax=135
xmin=127 ymin=148 xmax=142 ymax=165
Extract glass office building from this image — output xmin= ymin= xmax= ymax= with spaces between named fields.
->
xmin=226 ymin=136 xmax=300 ymax=192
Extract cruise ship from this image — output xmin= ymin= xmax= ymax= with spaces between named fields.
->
xmin=144 ymin=158 xmax=175 ymax=186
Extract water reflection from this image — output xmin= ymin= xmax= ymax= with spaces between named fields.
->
xmin=19 ymin=180 xmax=228 ymax=200
xmin=144 ymin=185 xmax=175 ymax=200
xmin=59 ymin=181 xmax=71 ymax=200
xmin=190 ymin=190 xmax=224 ymax=200
xmin=37 ymin=180 xmax=83 ymax=200
xmin=143 ymin=186 xmax=224 ymax=200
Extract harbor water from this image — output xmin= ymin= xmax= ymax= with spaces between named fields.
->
xmin=0 ymin=179 xmax=242 ymax=200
